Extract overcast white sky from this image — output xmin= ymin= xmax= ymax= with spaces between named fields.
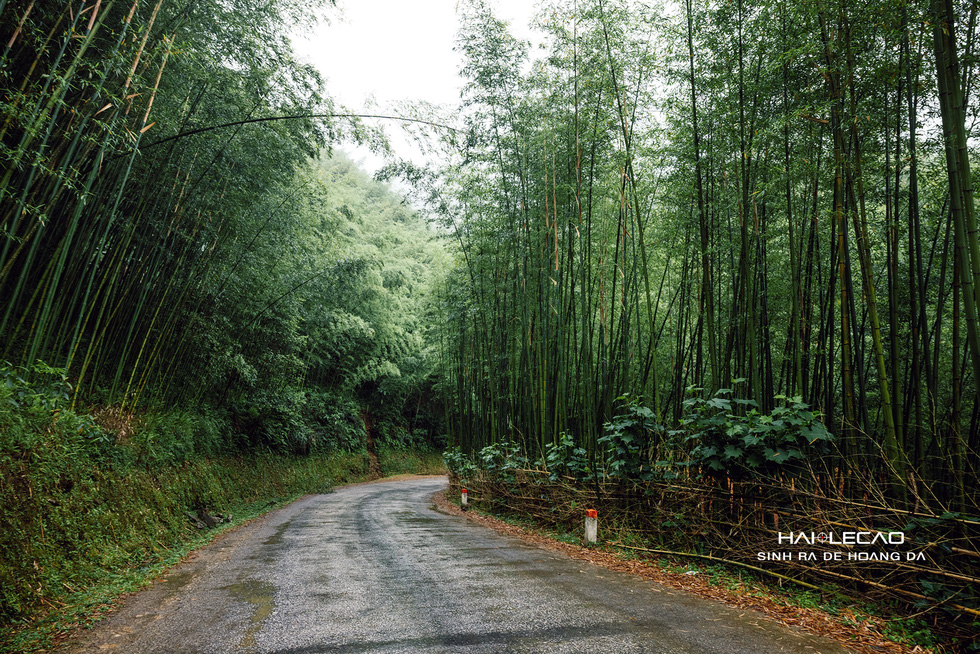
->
xmin=293 ymin=0 xmax=541 ymax=171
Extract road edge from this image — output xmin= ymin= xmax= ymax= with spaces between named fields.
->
xmin=430 ymin=490 xmax=928 ymax=654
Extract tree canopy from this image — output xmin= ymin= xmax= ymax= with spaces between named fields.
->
xmin=0 ymin=0 xmax=448 ymax=456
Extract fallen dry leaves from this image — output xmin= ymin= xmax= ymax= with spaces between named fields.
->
xmin=431 ymin=491 xmax=933 ymax=654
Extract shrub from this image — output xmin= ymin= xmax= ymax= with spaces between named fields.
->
xmin=442 ymin=446 xmax=476 ymax=480
xmin=544 ymin=432 xmax=592 ymax=481
xmin=597 ymin=395 xmax=665 ymax=481
xmin=681 ymin=387 xmax=833 ymax=477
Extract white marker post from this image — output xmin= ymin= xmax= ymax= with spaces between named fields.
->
xmin=461 ymin=487 xmax=468 ymax=509
xmin=585 ymin=509 xmax=598 ymax=544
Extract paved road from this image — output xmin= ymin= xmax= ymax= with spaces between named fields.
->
xmin=62 ymin=477 xmax=850 ymax=653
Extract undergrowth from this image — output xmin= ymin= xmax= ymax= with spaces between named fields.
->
xmin=377 ymin=444 xmax=447 ymax=477
xmin=0 ymin=365 xmax=443 ymax=652
xmin=445 ymin=480 xmax=958 ymax=652
xmin=0 ymin=451 xmax=373 ymax=653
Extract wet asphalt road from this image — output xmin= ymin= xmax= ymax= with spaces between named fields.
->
xmin=62 ymin=477 xmax=850 ymax=653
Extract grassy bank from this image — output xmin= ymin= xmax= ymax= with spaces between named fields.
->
xmin=377 ymin=443 xmax=447 ymax=477
xmin=0 ymin=388 xmax=447 ymax=653
xmin=0 ymin=361 xmax=451 ymax=651
xmin=0 ymin=449 xmax=382 ymax=652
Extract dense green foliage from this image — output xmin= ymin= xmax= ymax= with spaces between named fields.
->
xmin=0 ymin=0 xmax=449 ymax=639
xmin=429 ymin=0 xmax=979 ymax=509
xmin=680 ymin=390 xmax=833 ymax=477
xmin=4 ymin=0 xmax=980 ymax=647
xmin=0 ymin=365 xmax=442 ymax=647
xmin=419 ymin=0 xmax=980 ymax=642
xmin=0 ymin=0 xmax=447 ymax=451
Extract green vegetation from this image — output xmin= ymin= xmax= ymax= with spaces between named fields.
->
xmin=0 ymin=0 xmax=448 ymax=453
xmin=680 ymin=389 xmax=833 ymax=477
xmin=0 ymin=357 xmax=448 ymax=651
xmin=4 ymin=0 xmax=980 ymax=650
xmin=433 ymin=0 xmax=979 ymax=506
xmin=423 ymin=0 xmax=980 ymax=648
xmin=0 ymin=443 xmax=365 ymax=653
xmin=444 ymin=418 xmax=979 ymax=648
xmin=377 ymin=444 xmax=447 ymax=477
xmin=0 ymin=0 xmax=448 ymax=643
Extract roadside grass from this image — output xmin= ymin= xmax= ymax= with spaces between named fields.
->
xmin=0 ymin=367 xmax=448 ymax=651
xmin=378 ymin=445 xmax=447 ymax=477
xmin=4 ymin=492 xmax=306 ymax=653
xmin=0 ymin=449 xmax=442 ymax=653
xmin=449 ymin=494 xmax=944 ymax=653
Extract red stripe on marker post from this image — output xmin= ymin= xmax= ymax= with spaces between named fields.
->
xmin=585 ymin=509 xmax=598 ymax=544
xmin=461 ymin=487 xmax=468 ymax=509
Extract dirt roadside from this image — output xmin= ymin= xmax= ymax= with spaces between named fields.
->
xmin=430 ymin=490 xmax=930 ymax=654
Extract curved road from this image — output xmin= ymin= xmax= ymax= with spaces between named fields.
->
xmin=63 ymin=477 xmax=849 ymax=653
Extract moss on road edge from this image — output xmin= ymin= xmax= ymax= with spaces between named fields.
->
xmin=1 ymin=452 xmax=444 ymax=653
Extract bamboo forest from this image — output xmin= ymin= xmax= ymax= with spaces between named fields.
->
xmin=2 ymin=0 xmax=980 ymax=650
